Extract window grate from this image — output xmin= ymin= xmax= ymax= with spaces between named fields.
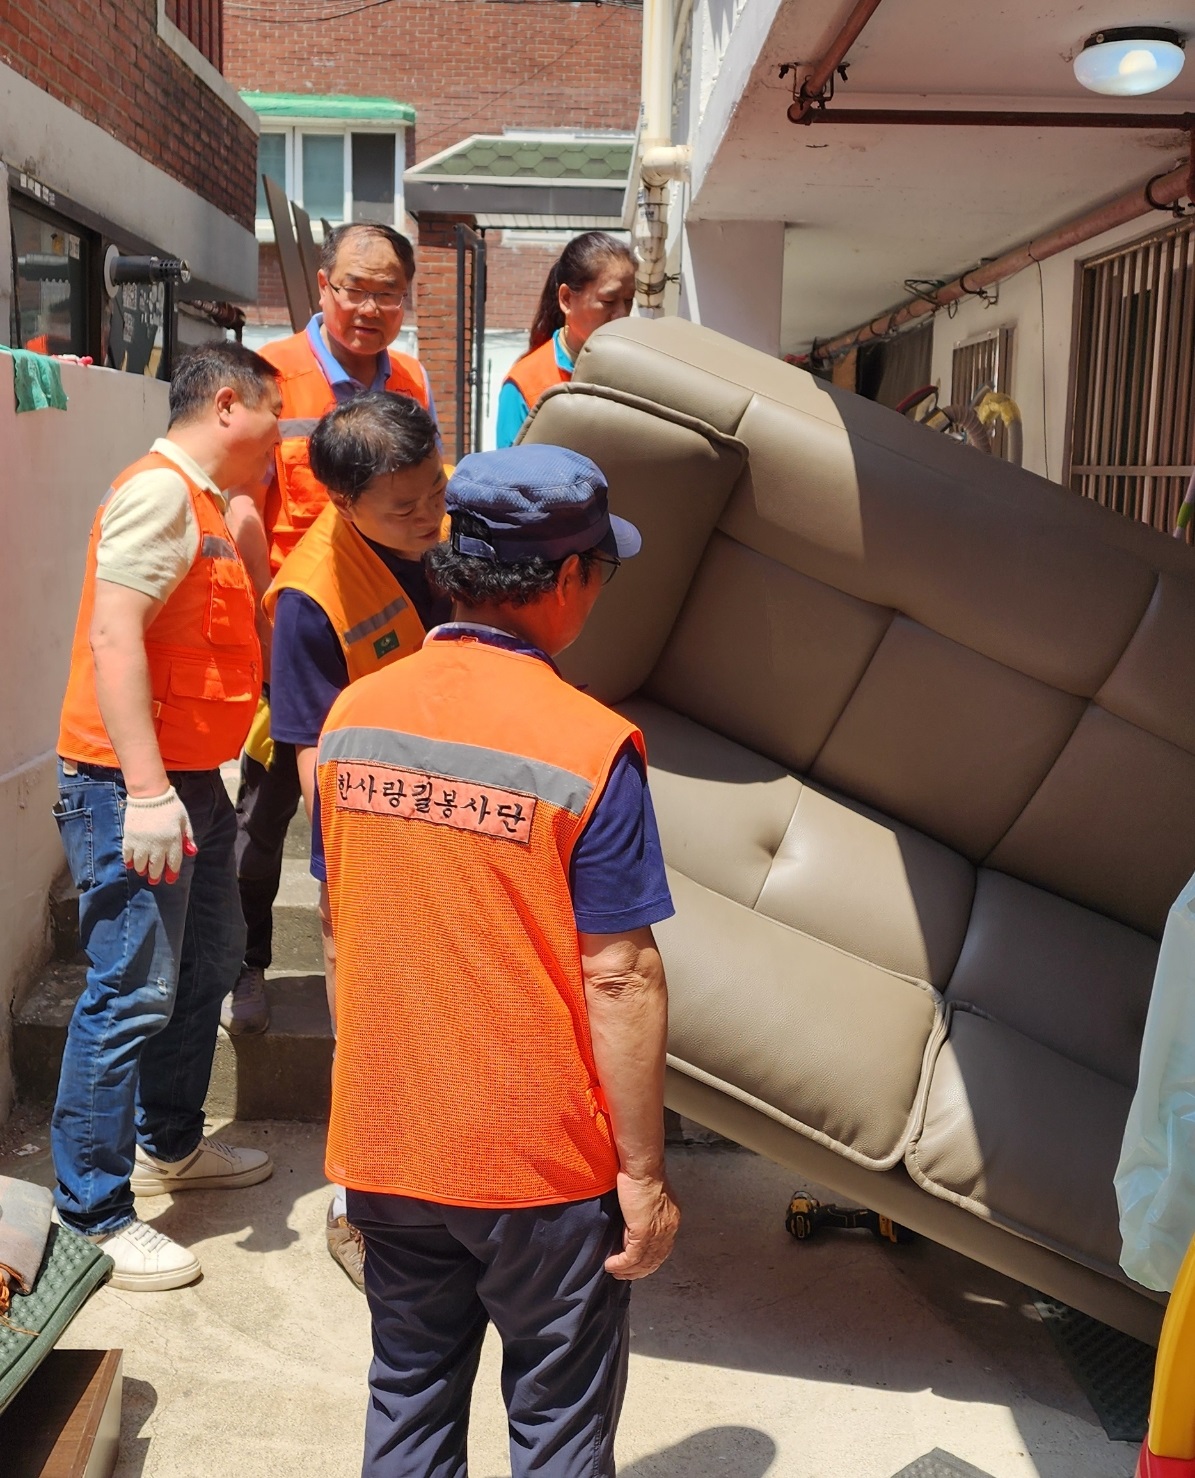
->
xmin=1068 ymin=217 xmax=1195 ymax=539
xmin=951 ymin=327 xmax=1014 ymax=459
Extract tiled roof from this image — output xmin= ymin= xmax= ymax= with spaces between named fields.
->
xmin=410 ymin=135 xmax=632 ymax=182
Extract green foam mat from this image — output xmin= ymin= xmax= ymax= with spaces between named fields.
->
xmin=891 ymin=1453 xmax=995 ymax=1478
xmin=1032 ymin=1294 xmax=1155 ymax=1444
xmin=0 ymin=1223 xmax=113 ymax=1414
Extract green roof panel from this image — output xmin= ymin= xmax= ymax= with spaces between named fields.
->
xmin=414 ymin=136 xmax=632 ymax=183
xmin=242 ymin=92 xmax=416 ymax=124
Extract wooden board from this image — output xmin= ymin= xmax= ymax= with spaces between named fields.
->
xmin=0 ymin=1348 xmax=122 ymax=1478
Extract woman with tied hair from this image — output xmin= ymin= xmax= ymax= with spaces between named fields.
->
xmin=495 ymin=231 xmax=635 ymax=448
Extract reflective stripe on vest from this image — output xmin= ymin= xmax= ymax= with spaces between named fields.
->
xmin=58 ymin=452 xmax=262 ymax=770
xmin=259 ymin=331 xmax=431 ymax=575
xmin=318 ymin=637 xmax=642 ymax=1207
xmin=263 ymin=503 xmax=442 ymax=682
xmin=504 ymin=337 xmax=571 ymax=415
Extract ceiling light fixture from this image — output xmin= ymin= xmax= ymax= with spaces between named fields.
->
xmin=1073 ymin=27 xmax=1186 ymax=97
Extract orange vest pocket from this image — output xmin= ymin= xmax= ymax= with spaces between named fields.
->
xmin=155 ymin=658 xmax=260 ymax=766
xmin=277 ymin=439 xmax=328 ymax=537
xmin=206 ymin=561 xmax=257 ymax=646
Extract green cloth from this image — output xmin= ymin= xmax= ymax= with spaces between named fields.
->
xmin=0 ymin=347 xmax=68 ymax=412
xmin=0 ymin=1224 xmax=112 ymax=1414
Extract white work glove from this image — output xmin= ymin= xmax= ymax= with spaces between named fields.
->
xmin=122 ymin=787 xmax=196 ymax=885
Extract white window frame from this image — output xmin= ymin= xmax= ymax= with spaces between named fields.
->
xmin=255 ymin=122 xmax=407 ymax=244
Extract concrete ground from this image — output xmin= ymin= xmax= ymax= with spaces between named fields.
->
xmin=0 ymin=1115 xmax=1139 ymax=1478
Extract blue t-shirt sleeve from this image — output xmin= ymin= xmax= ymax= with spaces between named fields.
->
xmin=269 ymin=589 xmax=349 ymax=748
xmin=570 ymin=744 xmax=674 ymax=935
xmin=495 ymin=379 xmax=530 ymax=449
xmin=311 ymin=786 xmax=326 ymax=882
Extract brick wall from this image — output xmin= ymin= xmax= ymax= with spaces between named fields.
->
xmin=248 ymin=244 xmax=289 ymax=327
xmin=486 ymin=236 xmax=564 ymax=340
xmin=224 ymin=1 xmax=640 ymax=166
xmin=224 ymin=0 xmax=640 ymax=344
xmin=2 ymin=0 xmax=256 ymax=229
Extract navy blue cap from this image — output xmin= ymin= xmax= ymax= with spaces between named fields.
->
xmin=446 ymin=445 xmax=641 ymax=563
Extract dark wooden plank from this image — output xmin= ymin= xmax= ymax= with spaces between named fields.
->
xmin=0 ymin=1348 xmax=122 ymax=1478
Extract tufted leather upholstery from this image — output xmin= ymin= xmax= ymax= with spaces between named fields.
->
xmin=521 ymin=317 xmax=1195 ymax=1342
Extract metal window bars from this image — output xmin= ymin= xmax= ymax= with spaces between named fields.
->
xmin=1068 ymin=218 xmax=1195 ymax=540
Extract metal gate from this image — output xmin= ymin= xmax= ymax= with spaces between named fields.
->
xmin=455 ymin=224 xmax=487 ymax=461
xmin=1067 ymin=217 xmax=1195 ymax=537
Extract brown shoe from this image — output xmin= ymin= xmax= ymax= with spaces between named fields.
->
xmin=326 ymin=1198 xmax=365 ymax=1290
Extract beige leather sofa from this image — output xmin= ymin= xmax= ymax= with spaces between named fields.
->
xmin=521 ymin=317 xmax=1195 ymax=1343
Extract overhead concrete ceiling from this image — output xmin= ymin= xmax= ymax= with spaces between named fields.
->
xmin=687 ymin=0 xmax=1194 ymax=353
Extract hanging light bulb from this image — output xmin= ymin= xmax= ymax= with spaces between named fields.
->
xmin=1073 ymin=27 xmax=1186 ymax=97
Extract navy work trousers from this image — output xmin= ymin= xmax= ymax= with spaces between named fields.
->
xmin=347 ymin=1189 xmax=631 ymax=1478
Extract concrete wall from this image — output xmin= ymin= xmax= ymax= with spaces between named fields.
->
xmin=0 ymin=357 xmax=169 ymax=1124
xmin=927 ymin=212 xmax=1174 ymax=485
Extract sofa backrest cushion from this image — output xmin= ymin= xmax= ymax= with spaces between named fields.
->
xmin=531 ymin=318 xmax=1195 ymax=938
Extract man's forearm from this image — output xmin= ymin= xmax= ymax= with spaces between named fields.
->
xmin=583 ymin=937 xmax=668 ymax=1182
xmin=92 ymin=625 xmax=168 ymax=798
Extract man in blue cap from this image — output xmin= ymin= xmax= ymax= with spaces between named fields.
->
xmin=313 ymin=444 xmax=679 ymax=1478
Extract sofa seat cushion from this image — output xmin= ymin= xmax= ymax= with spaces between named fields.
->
xmin=658 ymin=869 xmax=941 ymax=1168
xmin=947 ymin=869 xmax=1156 ymax=1087
xmin=625 ymin=698 xmax=975 ymax=989
xmin=907 ymin=1008 xmax=1132 ymax=1275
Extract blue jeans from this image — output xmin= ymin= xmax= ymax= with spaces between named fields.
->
xmin=51 ymin=761 xmax=246 ymax=1236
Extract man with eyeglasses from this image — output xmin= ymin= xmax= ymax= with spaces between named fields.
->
xmin=225 ymin=222 xmax=438 ymax=1039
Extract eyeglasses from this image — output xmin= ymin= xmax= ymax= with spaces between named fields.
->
xmin=327 ymin=280 xmax=407 ymax=310
xmin=590 ymin=551 xmax=621 ymax=586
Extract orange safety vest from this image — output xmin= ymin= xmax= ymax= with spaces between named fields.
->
xmin=58 ymin=452 xmax=262 ymax=771
xmin=259 ymin=331 xmax=430 ymax=575
xmin=318 ymin=635 xmax=644 ymax=1207
xmin=263 ymin=504 xmax=440 ymax=682
xmin=504 ymin=336 xmax=572 ymax=413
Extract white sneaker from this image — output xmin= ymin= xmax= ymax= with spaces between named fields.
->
xmin=129 ymin=1136 xmax=274 ymax=1197
xmin=91 ymin=1218 xmax=201 ymax=1292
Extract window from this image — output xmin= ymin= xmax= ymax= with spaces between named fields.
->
xmin=1068 ymin=219 xmax=1195 ymax=537
xmin=352 ymin=134 xmax=396 ymax=223
xmin=10 ymin=199 xmax=91 ymax=357
xmin=255 ymin=128 xmax=403 ymax=233
xmin=256 ymin=132 xmax=287 ymax=219
xmin=951 ymin=327 xmax=1014 ymax=459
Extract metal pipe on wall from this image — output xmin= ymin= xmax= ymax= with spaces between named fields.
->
xmin=787 ymin=0 xmax=888 ymax=124
xmin=634 ymin=0 xmax=691 ymax=315
xmin=808 ymin=156 xmax=1193 ymax=364
xmin=801 ymin=109 xmax=1194 ymax=130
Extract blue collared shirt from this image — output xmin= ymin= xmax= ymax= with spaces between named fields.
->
xmin=304 ymin=313 xmax=439 ymax=428
xmin=305 ymin=313 xmax=393 ymax=399
xmin=495 ymin=329 xmax=575 ymax=448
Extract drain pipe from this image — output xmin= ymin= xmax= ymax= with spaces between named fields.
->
xmin=634 ymin=0 xmax=691 ymax=315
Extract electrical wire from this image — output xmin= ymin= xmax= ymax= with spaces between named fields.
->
xmin=225 ymin=0 xmax=399 ymax=22
xmin=1035 ymin=257 xmax=1049 ymax=481
xmin=225 ymin=0 xmax=637 ymax=22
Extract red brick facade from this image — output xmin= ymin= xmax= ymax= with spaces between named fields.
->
xmin=224 ymin=2 xmax=641 ymax=170
xmin=225 ymin=0 xmax=640 ymax=386
xmin=1 ymin=0 xmax=256 ymax=230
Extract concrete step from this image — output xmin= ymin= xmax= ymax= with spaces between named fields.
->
xmin=13 ymin=963 xmax=333 ymax=1122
